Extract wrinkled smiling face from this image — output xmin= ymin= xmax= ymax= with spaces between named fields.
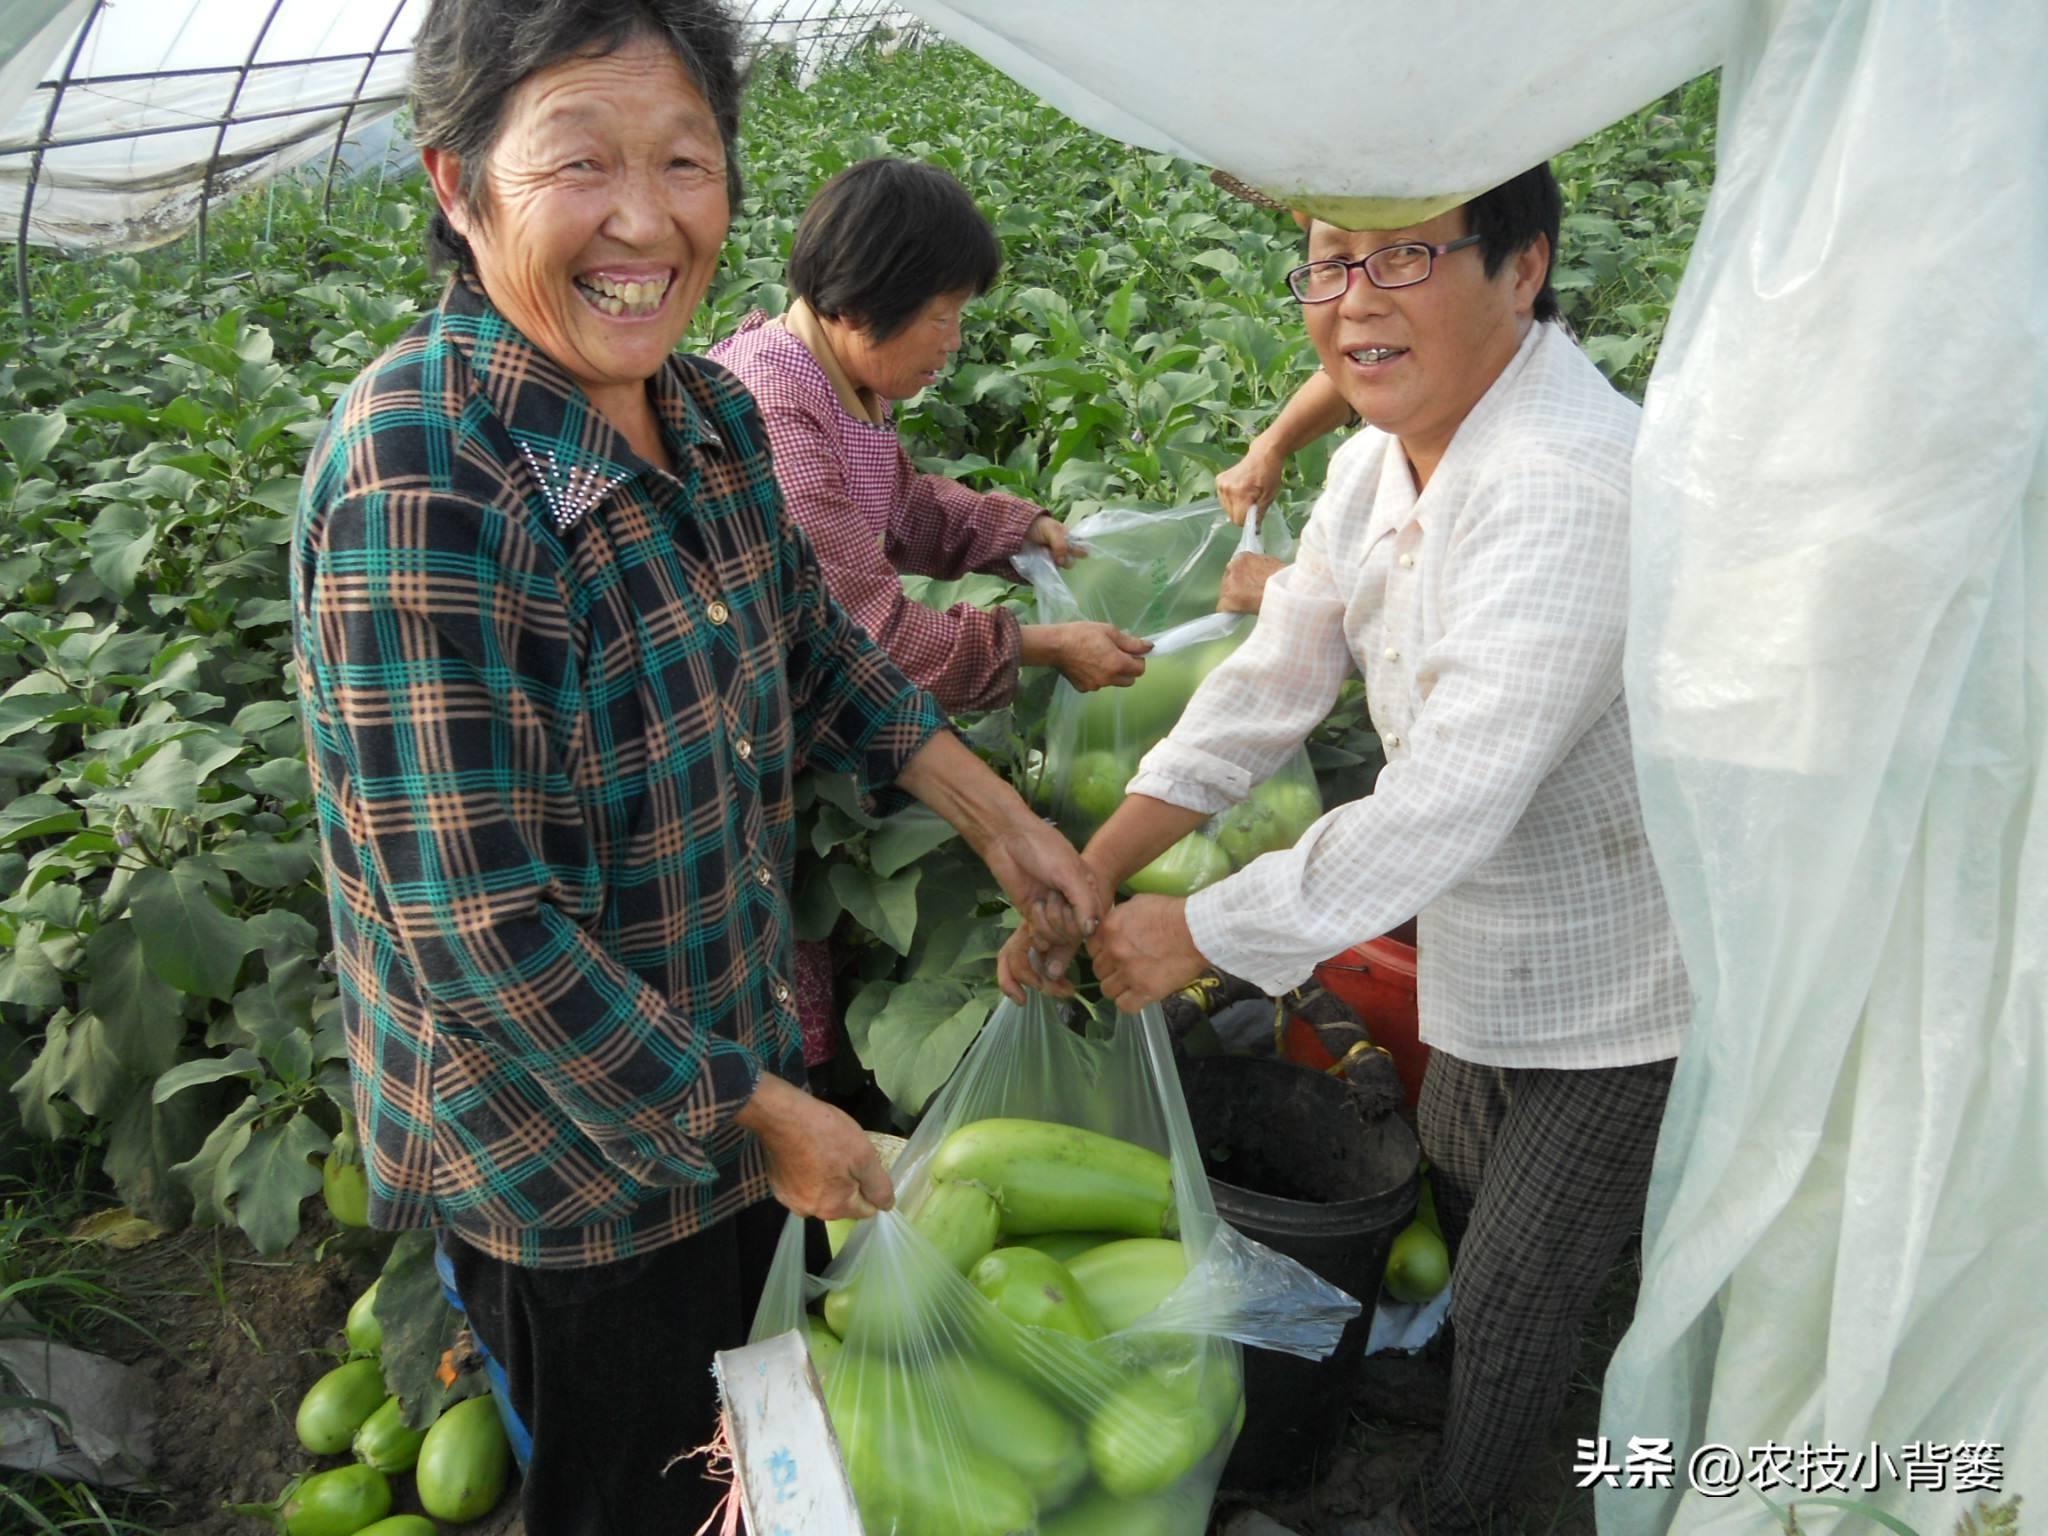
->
xmin=1302 ymin=208 xmax=1543 ymax=474
xmin=430 ymin=35 xmax=731 ymax=415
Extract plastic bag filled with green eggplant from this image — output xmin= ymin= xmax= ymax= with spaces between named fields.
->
xmin=748 ymin=995 xmax=1361 ymax=1534
xmin=1013 ymin=503 xmax=1324 ymax=894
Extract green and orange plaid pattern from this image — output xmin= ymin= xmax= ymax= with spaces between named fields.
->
xmin=291 ymin=276 xmax=944 ymax=1268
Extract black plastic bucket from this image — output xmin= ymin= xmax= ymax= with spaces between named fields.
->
xmin=1178 ymin=1054 xmax=1420 ymax=1490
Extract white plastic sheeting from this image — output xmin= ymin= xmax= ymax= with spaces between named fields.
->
xmin=0 ymin=0 xmax=921 ymax=254
xmin=892 ymin=0 xmax=2048 ymax=1527
xmin=0 ymin=1 xmax=422 ymax=251
xmin=1598 ymin=0 xmax=2048 ymax=1526
xmin=895 ymin=0 xmax=1731 ymax=227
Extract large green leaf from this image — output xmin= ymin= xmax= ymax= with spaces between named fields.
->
xmin=84 ymin=921 xmax=184 ymax=1072
xmin=243 ymin=908 xmax=322 ymax=964
xmin=867 ymin=805 xmax=960 ymax=878
xmin=49 ymin=1011 xmax=139 ymax=1119
xmin=210 ymin=835 xmax=316 ymax=890
xmin=85 ymin=502 xmax=157 ymax=597
xmin=95 ymin=743 xmax=203 ymax=815
xmin=910 ymin=911 xmax=1010 ymax=982
xmin=791 ymin=859 xmax=844 ymax=942
xmin=810 ymin=772 xmax=881 ymax=829
xmin=845 ymin=977 xmax=994 ymax=1113
xmin=0 ymin=412 xmax=66 ymax=469
xmin=0 ymin=675 xmax=72 ymax=746
xmin=128 ymin=859 xmax=257 ymax=1001
xmin=10 ymin=1015 xmax=77 ymax=1139
xmin=231 ymin=700 xmax=299 ymax=735
xmin=103 ymin=1084 xmax=212 ymax=1226
xmin=0 ymin=794 xmax=80 ymax=847
xmin=246 ymin=757 xmax=311 ymax=805
xmin=375 ymin=1232 xmax=486 ymax=1429
xmin=172 ymin=1097 xmax=262 ymax=1227
xmin=151 ymin=1046 xmax=263 ymax=1102
xmin=828 ymin=865 xmax=921 ymax=955
xmin=220 ymin=1113 xmax=327 ymax=1254
xmin=0 ymin=922 xmax=66 ymax=1008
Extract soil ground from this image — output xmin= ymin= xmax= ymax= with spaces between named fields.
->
xmin=50 ymin=1215 xmax=523 ymax=1536
xmin=1220 ymin=1256 xmax=1639 ymax=1535
xmin=40 ymin=1211 xmax=1636 ymax=1536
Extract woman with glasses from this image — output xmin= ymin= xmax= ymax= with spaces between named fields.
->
xmin=1002 ymin=164 xmax=1688 ymax=1536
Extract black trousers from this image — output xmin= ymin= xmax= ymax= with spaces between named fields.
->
xmin=441 ymin=1199 xmax=791 ymax=1536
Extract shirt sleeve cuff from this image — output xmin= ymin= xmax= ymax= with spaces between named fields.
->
xmin=1185 ymin=883 xmax=1320 ymax=998
xmin=984 ymin=495 xmax=1043 ymax=566
xmin=600 ymin=1035 xmax=765 ymax=1187
xmin=853 ymin=685 xmax=950 ymax=818
xmin=1127 ymin=738 xmax=1254 ymax=817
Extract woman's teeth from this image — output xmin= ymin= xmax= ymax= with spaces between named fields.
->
xmin=576 ymin=275 xmax=669 ymax=316
xmin=1351 ymin=347 xmax=1403 ymax=365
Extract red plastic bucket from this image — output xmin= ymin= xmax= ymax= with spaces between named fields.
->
xmin=1310 ymin=936 xmax=1428 ymax=1107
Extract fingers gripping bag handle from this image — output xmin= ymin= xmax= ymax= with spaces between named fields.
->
xmin=749 ymin=996 xmax=1360 ymax=1534
xmin=1236 ymin=500 xmax=1270 ymax=557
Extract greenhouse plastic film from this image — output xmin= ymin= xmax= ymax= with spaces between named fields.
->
xmin=1598 ymin=0 xmax=2048 ymax=1530
xmin=1014 ymin=504 xmax=1323 ymax=894
xmin=896 ymin=0 xmax=1732 ymax=222
xmin=750 ymin=995 xmax=1360 ymax=1534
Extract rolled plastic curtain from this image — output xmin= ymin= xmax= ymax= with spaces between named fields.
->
xmin=902 ymin=0 xmax=2048 ymax=1527
xmin=1599 ymin=0 xmax=2048 ymax=1528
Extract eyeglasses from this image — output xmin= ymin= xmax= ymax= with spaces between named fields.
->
xmin=1286 ymin=234 xmax=1483 ymax=304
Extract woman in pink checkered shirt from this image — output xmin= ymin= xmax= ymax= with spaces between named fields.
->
xmin=708 ymin=158 xmax=1148 ymax=1064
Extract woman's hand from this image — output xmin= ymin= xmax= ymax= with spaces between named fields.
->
xmin=981 ymin=816 xmax=1111 ymax=954
xmin=895 ymin=732 xmax=1104 ymax=951
xmin=1025 ymin=513 xmax=1076 ymax=566
xmin=1215 ymin=444 xmax=1284 ymax=526
xmin=1050 ymin=622 xmax=1151 ymax=691
xmin=997 ymin=920 xmax=1081 ymax=1003
xmin=1087 ymin=894 xmax=1210 ymax=1013
xmin=734 ymin=1075 xmax=895 ymax=1220
xmin=1218 ymin=552 xmax=1285 ymax=614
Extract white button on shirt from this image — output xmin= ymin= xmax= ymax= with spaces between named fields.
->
xmin=1129 ymin=322 xmax=1688 ymax=1070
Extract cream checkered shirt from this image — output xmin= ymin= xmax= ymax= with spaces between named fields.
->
xmin=1131 ymin=322 xmax=1689 ymax=1069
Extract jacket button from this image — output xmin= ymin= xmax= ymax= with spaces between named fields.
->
xmin=707 ymin=600 xmax=730 ymax=624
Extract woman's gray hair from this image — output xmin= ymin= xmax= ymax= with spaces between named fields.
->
xmin=410 ymin=0 xmax=749 ymax=272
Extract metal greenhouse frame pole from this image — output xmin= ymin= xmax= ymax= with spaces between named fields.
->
xmin=195 ymin=0 xmax=288 ymax=280
xmin=323 ymin=0 xmax=412 ymax=219
xmin=15 ymin=0 xmax=104 ymax=335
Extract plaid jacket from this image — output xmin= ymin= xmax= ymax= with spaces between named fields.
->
xmin=292 ymin=275 xmax=945 ymax=1268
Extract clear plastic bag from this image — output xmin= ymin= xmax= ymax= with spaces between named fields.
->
xmin=1014 ymin=502 xmax=1323 ymax=891
xmin=750 ymin=995 xmax=1361 ymax=1535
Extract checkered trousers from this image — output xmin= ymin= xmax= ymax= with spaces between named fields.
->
xmin=1409 ymin=1046 xmax=1677 ymax=1529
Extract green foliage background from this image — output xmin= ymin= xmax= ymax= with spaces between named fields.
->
xmin=0 ymin=41 xmax=1718 ymax=1254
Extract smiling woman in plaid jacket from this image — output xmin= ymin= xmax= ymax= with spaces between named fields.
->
xmin=289 ymin=5 xmax=1101 ymax=1531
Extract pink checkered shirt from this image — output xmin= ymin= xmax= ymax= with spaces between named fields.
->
xmin=707 ymin=312 xmax=1042 ymax=713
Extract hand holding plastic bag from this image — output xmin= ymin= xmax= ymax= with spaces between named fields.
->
xmin=749 ymin=995 xmax=1360 ymax=1533
xmin=1014 ymin=502 xmax=1323 ymax=896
